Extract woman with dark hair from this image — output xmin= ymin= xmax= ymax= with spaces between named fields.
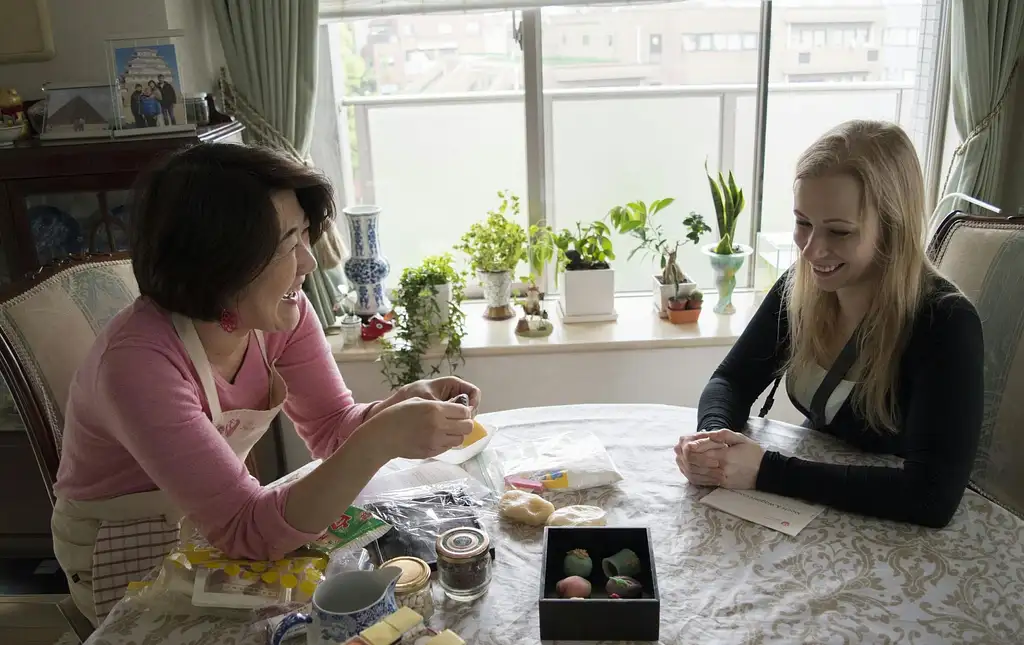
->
xmin=50 ymin=143 xmax=480 ymax=626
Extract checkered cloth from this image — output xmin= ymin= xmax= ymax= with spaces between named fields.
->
xmin=91 ymin=517 xmax=180 ymax=620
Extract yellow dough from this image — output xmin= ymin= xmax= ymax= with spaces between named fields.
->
xmin=461 ymin=419 xmax=488 ymax=448
xmin=498 ymin=489 xmax=555 ymax=526
xmin=545 ymin=505 xmax=607 ymax=527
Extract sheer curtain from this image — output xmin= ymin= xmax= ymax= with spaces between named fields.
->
xmin=941 ymin=0 xmax=1024 ymax=219
xmin=213 ymin=0 xmax=347 ymax=328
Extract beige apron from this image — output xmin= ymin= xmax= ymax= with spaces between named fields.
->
xmin=52 ymin=313 xmax=287 ymax=626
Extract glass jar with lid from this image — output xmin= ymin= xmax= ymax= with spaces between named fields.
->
xmin=435 ymin=527 xmax=492 ymax=602
xmin=381 ymin=556 xmax=434 ymax=619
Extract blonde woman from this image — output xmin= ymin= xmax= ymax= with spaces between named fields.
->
xmin=675 ymin=120 xmax=983 ymax=528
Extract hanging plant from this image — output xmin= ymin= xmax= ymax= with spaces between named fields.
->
xmin=379 ymin=253 xmax=467 ymax=389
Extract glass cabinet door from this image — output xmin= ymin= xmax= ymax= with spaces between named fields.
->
xmin=23 ymin=189 xmax=131 ymax=266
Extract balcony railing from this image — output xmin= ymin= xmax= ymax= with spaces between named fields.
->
xmin=339 ymin=82 xmax=913 ymax=293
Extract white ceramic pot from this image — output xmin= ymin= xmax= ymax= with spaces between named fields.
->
xmin=652 ymin=274 xmax=697 ymax=318
xmin=477 ymin=270 xmax=515 ymax=320
xmin=433 ymin=282 xmax=452 ymax=327
xmin=559 ymin=268 xmax=616 ymax=323
xmin=342 ymin=205 xmax=391 ymax=317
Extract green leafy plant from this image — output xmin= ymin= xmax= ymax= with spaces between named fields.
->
xmin=608 ymin=199 xmax=711 ymax=286
xmin=454 ymin=190 xmax=529 ymax=274
xmin=705 ymin=159 xmax=747 ymax=255
xmin=525 ymin=220 xmax=615 ymax=288
xmin=379 ymin=253 xmax=467 ymax=389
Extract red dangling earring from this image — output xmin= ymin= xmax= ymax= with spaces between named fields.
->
xmin=219 ymin=309 xmax=239 ymax=333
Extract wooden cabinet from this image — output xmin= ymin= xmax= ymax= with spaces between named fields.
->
xmin=0 ymin=122 xmax=254 ymax=557
xmin=0 ymin=122 xmax=244 ymax=284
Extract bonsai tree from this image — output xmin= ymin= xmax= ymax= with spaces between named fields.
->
xmin=608 ymin=198 xmax=711 ymax=286
xmin=379 ymin=253 xmax=467 ymax=388
xmin=454 ymin=190 xmax=529 ymax=275
xmin=705 ymin=159 xmax=747 ymax=255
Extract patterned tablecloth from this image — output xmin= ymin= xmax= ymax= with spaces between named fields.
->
xmin=88 ymin=404 xmax=1024 ymax=644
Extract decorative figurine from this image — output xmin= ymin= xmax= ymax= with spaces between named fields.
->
xmin=361 ymin=314 xmax=394 ymax=341
xmin=563 ymin=549 xmax=593 ymax=577
xmin=605 ymin=576 xmax=642 ymax=599
xmin=514 ymin=284 xmax=553 ymax=338
xmin=555 ymin=575 xmax=592 ymax=599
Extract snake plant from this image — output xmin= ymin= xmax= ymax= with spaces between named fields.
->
xmin=706 ymin=160 xmax=746 ymax=255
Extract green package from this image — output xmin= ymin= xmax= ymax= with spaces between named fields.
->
xmin=307 ymin=505 xmax=391 ymax=556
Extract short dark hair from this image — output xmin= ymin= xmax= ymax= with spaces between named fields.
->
xmin=130 ymin=143 xmax=335 ymax=320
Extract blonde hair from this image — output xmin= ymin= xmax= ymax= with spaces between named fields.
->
xmin=784 ymin=120 xmax=936 ymax=433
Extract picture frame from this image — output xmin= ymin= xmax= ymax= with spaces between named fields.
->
xmin=104 ymin=30 xmax=196 ymax=138
xmin=0 ymin=0 xmax=55 ymax=64
xmin=38 ymin=82 xmax=116 ymax=141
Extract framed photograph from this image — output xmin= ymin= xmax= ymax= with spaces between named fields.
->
xmin=38 ymin=82 xmax=115 ymax=140
xmin=105 ymin=30 xmax=196 ymax=138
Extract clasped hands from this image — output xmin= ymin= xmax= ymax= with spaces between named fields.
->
xmin=674 ymin=429 xmax=766 ymax=489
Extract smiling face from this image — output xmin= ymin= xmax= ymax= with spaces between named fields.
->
xmin=232 ymin=190 xmax=317 ymax=332
xmin=793 ymin=173 xmax=880 ymax=292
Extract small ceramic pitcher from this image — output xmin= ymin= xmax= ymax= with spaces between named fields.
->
xmin=271 ymin=567 xmax=402 ymax=645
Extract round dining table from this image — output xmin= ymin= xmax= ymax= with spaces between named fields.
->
xmin=87 ymin=404 xmax=1024 ymax=645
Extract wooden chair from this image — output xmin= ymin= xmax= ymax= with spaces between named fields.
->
xmin=0 ymin=252 xmax=261 ymax=639
xmin=929 ymin=211 xmax=1024 ymax=519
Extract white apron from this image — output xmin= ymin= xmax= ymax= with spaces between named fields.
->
xmin=51 ymin=313 xmax=287 ymax=626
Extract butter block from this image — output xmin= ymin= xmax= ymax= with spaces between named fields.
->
xmin=426 ymin=630 xmax=465 ymax=645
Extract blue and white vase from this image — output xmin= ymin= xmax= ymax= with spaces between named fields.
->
xmin=343 ymin=205 xmax=391 ymax=317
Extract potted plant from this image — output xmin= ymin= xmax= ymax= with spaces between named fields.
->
xmin=666 ymin=288 xmax=703 ymax=324
xmin=702 ymin=160 xmax=753 ymax=315
xmin=608 ymin=198 xmax=711 ymax=318
xmin=454 ymin=190 xmax=528 ymax=320
xmin=530 ymin=220 xmax=617 ymax=323
xmin=379 ymin=254 xmax=467 ymax=389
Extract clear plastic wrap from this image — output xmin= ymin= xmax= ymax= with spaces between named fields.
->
xmin=360 ymin=478 xmax=499 ymax=570
xmin=477 ymin=429 xmax=624 ymax=491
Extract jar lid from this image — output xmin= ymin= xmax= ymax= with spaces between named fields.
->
xmin=436 ymin=527 xmax=489 ymax=561
xmin=382 ymin=557 xmax=430 ymax=593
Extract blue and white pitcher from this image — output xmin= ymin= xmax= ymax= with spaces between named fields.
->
xmin=271 ymin=567 xmax=402 ymax=645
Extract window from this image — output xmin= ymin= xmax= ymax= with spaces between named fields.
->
xmin=325 ymin=0 xmax=945 ymax=296
xmin=327 ymin=13 xmax=526 ymax=288
xmin=756 ymin=1 xmax=933 ymax=289
xmin=649 ymin=34 xmax=662 ymax=55
xmin=438 ymin=22 xmax=453 ymax=34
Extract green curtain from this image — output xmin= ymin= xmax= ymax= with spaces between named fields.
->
xmin=943 ymin=0 xmax=1024 ymax=210
xmin=212 ymin=0 xmax=345 ymax=329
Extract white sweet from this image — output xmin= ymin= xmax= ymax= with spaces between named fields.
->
xmin=498 ymin=489 xmax=555 ymax=526
xmin=545 ymin=505 xmax=607 ymax=526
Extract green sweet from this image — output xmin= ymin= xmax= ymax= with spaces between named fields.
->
xmin=563 ymin=548 xmax=593 ymax=577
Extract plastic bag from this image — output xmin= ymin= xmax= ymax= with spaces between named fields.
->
xmin=360 ymin=478 xmax=499 ymax=570
xmin=479 ymin=430 xmax=623 ymax=491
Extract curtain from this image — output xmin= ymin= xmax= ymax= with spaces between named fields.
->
xmin=213 ymin=0 xmax=347 ymax=329
xmin=942 ymin=0 xmax=1024 ymax=217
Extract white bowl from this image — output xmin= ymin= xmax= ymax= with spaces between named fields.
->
xmin=0 ymin=125 xmax=25 ymax=146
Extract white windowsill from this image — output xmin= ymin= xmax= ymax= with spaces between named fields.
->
xmin=330 ymin=290 xmax=766 ymax=363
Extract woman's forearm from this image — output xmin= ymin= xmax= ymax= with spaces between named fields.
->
xmin=283 ymin=426 xmax=390 ymax=534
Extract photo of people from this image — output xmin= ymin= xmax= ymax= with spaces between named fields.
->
xmin=112 ymin=43 xmax=186 ymax=132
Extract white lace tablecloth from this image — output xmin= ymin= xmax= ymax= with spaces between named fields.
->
xmin=88 ymin=404 xmax=1024 ymax=644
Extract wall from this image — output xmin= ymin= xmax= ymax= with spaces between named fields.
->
xmin=0 ymin=0 xmax=223 ymax=99
xmin=279 ymin=346 xmax=807 ymax=471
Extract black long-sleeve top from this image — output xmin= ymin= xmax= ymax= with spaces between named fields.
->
xmin=697 ymin=273 xmax=984 ymax=528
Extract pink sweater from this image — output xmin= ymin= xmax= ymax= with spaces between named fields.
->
xmin=54 ymin=293 xmax=374 ymax=560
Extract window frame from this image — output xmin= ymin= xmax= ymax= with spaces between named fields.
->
xmin=325 ymin=0 xmax=951 ymax=299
